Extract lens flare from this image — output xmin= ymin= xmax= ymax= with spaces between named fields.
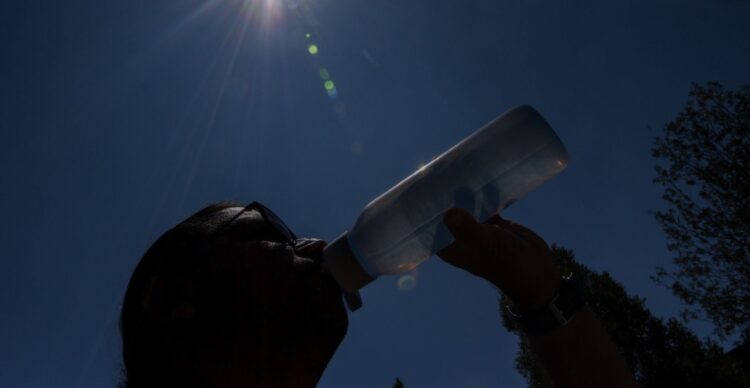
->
xmin=397 ymin=274 xmax=417 ymax=291
xmin=324 ymin=80 xmax=338 ymax=99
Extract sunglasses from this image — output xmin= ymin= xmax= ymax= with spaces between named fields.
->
xmin=211 ymin=201 xmax=362 ymax=311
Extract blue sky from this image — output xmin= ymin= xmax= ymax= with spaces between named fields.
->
xmin=2 ymin=0 xmax=749 ymax=387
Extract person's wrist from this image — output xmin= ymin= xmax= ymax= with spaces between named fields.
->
xmin=499 ymin=272 xmax=562 ymax=315
xmin=504 ymin=273 xmax=588 ymax=337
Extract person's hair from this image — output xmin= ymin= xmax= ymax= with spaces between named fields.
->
xmin=119 ymin=202 xmax=241 ymax=388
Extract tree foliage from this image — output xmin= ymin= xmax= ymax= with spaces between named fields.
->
xmin=501 ymin=246 xmax=749 ymax=388
xmin=651 ymin=82 xmax=750 ymax=341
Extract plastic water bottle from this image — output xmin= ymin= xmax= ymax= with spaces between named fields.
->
xmin=323 ymin=106 xmax=569 ymax=292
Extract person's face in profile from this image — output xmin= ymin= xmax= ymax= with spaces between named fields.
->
xmin=192 ymin=206 xmax=349 ymax=371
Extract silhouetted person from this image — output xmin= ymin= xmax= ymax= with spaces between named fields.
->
xmin=120 ymin=202 xmax=638 ymax=387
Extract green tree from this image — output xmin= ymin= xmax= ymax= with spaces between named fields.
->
xmin=501 ymin=246 xmax=749 ymax=388
xmin=651 ymin=82 xmax=750 ymax=341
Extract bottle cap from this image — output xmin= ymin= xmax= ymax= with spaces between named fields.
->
xmin=323 ymin=232 xmax=375 ymax=292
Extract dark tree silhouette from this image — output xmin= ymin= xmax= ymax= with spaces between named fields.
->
xmin=651 ymin=82 xmax=750 ymax=341
xmin=501 ymin=247 xmax=749 ymax=388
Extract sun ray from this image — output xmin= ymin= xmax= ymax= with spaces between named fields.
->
xmin=167 ymin=0 xmax=224 ymax=38
xmin=177 ymin=10 xmax=254 ymax=209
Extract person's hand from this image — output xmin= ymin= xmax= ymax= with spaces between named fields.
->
xmin=437 ymin=208 xmax=562 ymax=314
xmin=438 ymin=209 xmax=640 ymax=388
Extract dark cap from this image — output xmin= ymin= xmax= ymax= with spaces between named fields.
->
xmin=322 ymin=232 xmax=375 ymax=293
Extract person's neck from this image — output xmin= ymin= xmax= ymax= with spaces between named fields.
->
xmin=209 ymin=348 xmax=333 ymax=388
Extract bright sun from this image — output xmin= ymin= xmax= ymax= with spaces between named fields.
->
xmin=235 ymin=0 xmax=288 ymax=27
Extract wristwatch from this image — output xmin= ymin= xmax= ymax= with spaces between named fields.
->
xmin=505 ymin=273 xmax=586 ymax=336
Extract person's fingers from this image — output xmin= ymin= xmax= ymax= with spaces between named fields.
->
xmin=483 ymin=213 xmax=503 ymax=225
xmin=444 ymin=208 xmax=487 ymax=245
xmin=484 ymin=213 xmax=547 ymax=250
xmin=439 ymin=208 xmax=528 ymax=281
xmin=439 ymin=209 xmax=562 ymax=312
xmin=441 ymin=208 xmax=498 ymax=263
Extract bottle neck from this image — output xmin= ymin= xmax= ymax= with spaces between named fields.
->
xmin=322 ymin=231 xmax=375 ymax=292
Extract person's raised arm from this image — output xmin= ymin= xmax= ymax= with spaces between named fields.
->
xmin=437 ymin=208 xmax=638 ymax=388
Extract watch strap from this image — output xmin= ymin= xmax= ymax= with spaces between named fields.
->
xmin=506 ymin=273 xmax=586 ymax=336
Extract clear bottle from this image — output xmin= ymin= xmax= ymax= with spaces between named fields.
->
xmin=323 ymin=106 xmax=569 ymax=292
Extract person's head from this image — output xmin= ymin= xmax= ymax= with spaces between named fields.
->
xmin=120 ymin=202 xmax=348 ymax=388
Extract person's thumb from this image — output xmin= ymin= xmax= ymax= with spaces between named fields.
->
xmin=444 ymin=207 xmax=485 ymax=245
xmin=440 ymin=207 xmax=500 ymax=273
